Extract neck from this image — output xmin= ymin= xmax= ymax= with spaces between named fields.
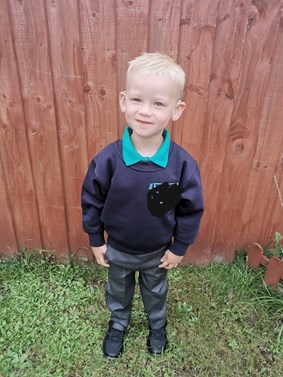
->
xmin=131 ymin=132 xmax=164 ymax=157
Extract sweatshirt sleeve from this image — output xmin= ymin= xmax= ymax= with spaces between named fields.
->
xmin=169 ymin=160 xmax=204 ymax=256
xmin=81 ymin=152 xmax=114 ymax=247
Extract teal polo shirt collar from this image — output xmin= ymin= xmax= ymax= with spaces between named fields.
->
xmin=122 ymin=126 xmax=170 ymax=168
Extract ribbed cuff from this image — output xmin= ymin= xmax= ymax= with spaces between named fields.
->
xmin=169 ymin=239 xmax=190 ymax=256
xmin=88 ymin=232 xmax=105 ymax=247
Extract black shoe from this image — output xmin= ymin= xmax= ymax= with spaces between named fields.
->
xmin=103 ymin=321 xmax=125 ymax=358
xmin=147 ymin=326 xmax=168 ymax=355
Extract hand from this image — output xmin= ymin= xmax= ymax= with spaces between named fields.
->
xmin=92 ymin=245 xmax=109 ymax=268
xmin=158 ymin=249 xmax=183 ymax=269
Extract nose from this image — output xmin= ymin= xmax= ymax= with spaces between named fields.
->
xmin=139 ymin=102 xmax=151 ymax=116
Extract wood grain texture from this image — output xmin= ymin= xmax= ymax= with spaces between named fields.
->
xmin=180 ymin=0 xmax=226 ymax=263
xmin=45 ymin=0 xmax=88 ymax=254
xmin=115 ymin=0 xmax=150 ymax=137
xmin=241 ymin=18 xmax=283 ymax=246
xmin=0 ymin=158 xmax=18 ymax=255
xmin=174 ymin=0 xmax=219 ymax=157
xmin=0 ymin=0 xmax=282 ymax=263
xmin=148 ymin=0 xmax=181 ymax=57
xmin=0 ymin=0 xmax=41 ymax=250
xmin=211 ymin=0 xmax=283 ymax=262
xmin=8 ymin=0 xmax=69 ymax=255
xmin=79 ymin=0 xmax=118 ymax=159
xmin=147 ymin=0 xmax=182 ymax=135
xmin=187 ymin=0 xmax=251 ymax=263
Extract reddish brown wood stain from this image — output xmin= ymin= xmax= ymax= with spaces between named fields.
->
xmin=247 ymin=243 xmax=283 ymax=289
xmin=0 ymin=0 xmax=283 ymax=263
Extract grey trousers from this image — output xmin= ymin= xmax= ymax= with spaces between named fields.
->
xmin=104 ymin=246 xmax=168 ymax=331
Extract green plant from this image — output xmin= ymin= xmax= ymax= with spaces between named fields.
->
xmin=0 ymin=249 xmax=282 ymax=376
xmin=274 ymin=232 xmax=283 ymax=259
xmin=264 ymin=232 xmax=283 ymax=259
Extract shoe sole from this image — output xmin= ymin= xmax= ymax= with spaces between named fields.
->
xmin=102 ymin=345 xmax=124 ymax=359
xmin=147 ymin=339 xmax=168 ymax=356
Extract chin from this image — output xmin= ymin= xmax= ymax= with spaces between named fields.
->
xmin=133 ymin=127 xmax=155 ymax=137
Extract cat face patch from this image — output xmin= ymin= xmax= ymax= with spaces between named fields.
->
xmin=147 ymin=182 xmax=184 ymax=217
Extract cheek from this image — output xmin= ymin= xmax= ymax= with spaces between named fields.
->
xmin=125 ymin=108 xmax=135 ymax=118
xmin=125 ymin=103 xmax=135 ymax=113
xmin=159 ymin=111 xmax=173 ymax=123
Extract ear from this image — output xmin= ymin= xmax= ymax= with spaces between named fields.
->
xmin=172 ymin=101 xmax=186 ymax=121
xmin=119 ymin=91 xmax=126 ymax=113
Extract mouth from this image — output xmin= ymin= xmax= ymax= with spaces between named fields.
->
xmin=136 ymin=119 xmax=152 ymax=125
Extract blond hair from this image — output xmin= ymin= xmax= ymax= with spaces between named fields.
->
xmin=126 ymin=52 xmax=185 ymax=100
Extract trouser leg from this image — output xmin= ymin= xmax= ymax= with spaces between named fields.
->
xmin=105 ymin=247 xmax=136 ymax=330
xmin=139 ymin=249 xmax=168 ymax=330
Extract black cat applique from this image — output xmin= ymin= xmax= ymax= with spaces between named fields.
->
xmin=147 ymin=182 xmax=184 ymax=217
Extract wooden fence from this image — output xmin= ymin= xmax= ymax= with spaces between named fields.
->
xmin=0 ymin=0 xmax=283 ymax=264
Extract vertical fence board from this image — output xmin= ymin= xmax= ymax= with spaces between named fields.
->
xmin=0 ymin=2 xmax=17 ymax=254
xmin=211 ymin=0 xmax=282 ymax=260
xmin=148 ymin=0 xmax=181 ymax=56
xmin=178 ymin=0 xmax=219 ymax=264
xmin=45 ymin=0 xmax=88 ymax=254
xmin=79 ymin=0 xmax=118 ymax=160
xmin=115 ymin=0 xmax=149 ymax=136
xmin=78 ymin=0 xmax=118 ymax=255
xmin=0 ymin=0 xmax=41 ymax=250
xmin=8 ymin=0 xmax=69 ymax=255
xmin=174 ymin=0 xmax=219 ymax=157
xmin=147 ymin=0 xmax=182 ymax=135
xmin=174 ymin=0 xmax=193 ymax=147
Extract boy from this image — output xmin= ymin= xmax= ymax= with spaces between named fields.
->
xmin=81 ymin=52 xmax=204 ymax=358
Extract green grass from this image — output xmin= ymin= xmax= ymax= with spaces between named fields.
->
xmin=0 ymin=250 xmax=282 ymax=377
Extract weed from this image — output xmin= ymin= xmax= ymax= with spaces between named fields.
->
xmin=265 ymin=232 xmax=283 ymax=259
xmin=0 ymin=250 xmax=282 ymax=376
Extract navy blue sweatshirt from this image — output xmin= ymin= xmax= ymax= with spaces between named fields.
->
xmin=81 ymin=139 xmax=204 ymax=256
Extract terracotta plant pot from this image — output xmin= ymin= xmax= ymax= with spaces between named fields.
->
xmin=246 ymin=243 xmax=283 ymax=289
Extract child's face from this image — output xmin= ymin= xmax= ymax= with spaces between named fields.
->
xmin=119 ymin=72 xmax=185 ymax=140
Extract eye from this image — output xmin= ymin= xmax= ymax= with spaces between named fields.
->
xmin=131 ymin=98 xmax=142 ymax=103
xmin=154 ymin=101 xmax=164 ymax=107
